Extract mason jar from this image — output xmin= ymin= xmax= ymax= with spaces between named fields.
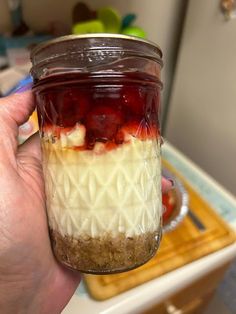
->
xmin=31 ymin=34 xmax=163 ymax=274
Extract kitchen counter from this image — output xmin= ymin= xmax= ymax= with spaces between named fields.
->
xmin=62 ymin=142 xmax=236 ymax=314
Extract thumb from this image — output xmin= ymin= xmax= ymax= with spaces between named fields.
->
xmin=162 ymin=177 xmax=174 ymax=193
xmin=18 ymin=132 xmax=42 ymax=162
xmin=0 ymin=92 xmax=35 ymax=158
xmin=0 ymin=92 xmax=35 ymax=128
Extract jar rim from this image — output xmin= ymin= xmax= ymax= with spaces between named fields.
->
xmin=30 ymin=33 xmax=162 ymax=61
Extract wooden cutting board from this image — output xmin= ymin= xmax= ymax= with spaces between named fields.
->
xmin=84 ymin=160 xmax=236 ymax=300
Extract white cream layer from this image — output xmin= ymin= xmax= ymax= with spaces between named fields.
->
xmin=42 ymin=126 xmax=161 ymax=238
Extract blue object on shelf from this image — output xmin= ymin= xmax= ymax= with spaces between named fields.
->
xmin=6 ymin=75 xmax=33 ymax=95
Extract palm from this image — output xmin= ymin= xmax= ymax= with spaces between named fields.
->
xmin=0 ymin=93 xmax=80 ymax=314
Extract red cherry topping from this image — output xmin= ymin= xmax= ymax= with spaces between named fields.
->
xmin=121 ymin=120 xmax=157 ymax=140
xmin=162 ymin=192 xmax=175 ymax=222
xmin=121 ymin=86 xmax=145 ymax=116
xmin=39 ymin=74 xmax=161 ymax=152
xmin=86 ymin=105 xmax=124 ymax=141
xmin=57 ymin=90 xmax=90 ymax=127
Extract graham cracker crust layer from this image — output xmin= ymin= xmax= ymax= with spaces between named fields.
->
xmin=50 ymin=229 xmax=161 ymax=274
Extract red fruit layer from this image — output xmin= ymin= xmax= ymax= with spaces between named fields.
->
xmin=119 ymin=120 xmax=159 ymax=141
xmin=85 ymin=104 xmax=124 ymax=141
xmin=35 ymin=73 xmax=161 ymax=150
xmin=162 ymin=192 xmax=175 ymax=222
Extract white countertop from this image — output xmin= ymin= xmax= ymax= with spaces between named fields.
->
xmin=63 ymin=245 xmax=236 ymax=314
xmin=62 ymin=142 xmax=236 ymax=314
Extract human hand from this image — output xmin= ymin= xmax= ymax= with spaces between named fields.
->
xmin=0 ymin=92 xmax=80 ymax=314
xmin=0 ymin=92 xmax=172 ymax=314
xmin=162 ymin=177 xmax=173 ymax=193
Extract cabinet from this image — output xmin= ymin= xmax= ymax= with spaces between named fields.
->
xmin=142 ymin=262 xmax=230 ymax=314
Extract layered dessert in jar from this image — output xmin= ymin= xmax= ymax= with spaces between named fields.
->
xmin=32 ymin=34 xmax=163 ymax=274
xmin=35 ymin=74 xmax=162 ymax=273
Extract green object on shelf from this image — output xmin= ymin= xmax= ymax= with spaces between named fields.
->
xmin=72 ymin=20 xmax=105 ymax=35
xmin=122 ymin=26 xmax=146 ymax=38
xmin=97 ymin=7 xmax=121 ymax=33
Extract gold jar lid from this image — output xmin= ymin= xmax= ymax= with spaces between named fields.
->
xmin=31 ymin=33 xmax=162 ymax=61
xmin=30 ymin=34 xmax=163 ymax=81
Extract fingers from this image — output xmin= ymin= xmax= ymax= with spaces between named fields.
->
xmin=0 ymin=92 xmax=35 ymax=128
xmin=18 ymin=132 xmax=42 ymax=162
xmin=0 ymin=92 xmax=35 ymax=159
xmin=162 ymin=177 xmax=174 ymax=193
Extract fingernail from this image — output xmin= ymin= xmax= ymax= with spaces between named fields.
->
xmin=15 ymin=82 xmax=33 ymax=94
xmin=165 ymin=177 xmax=175 ymax=188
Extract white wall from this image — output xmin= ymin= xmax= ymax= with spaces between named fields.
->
xmin=0 ymin=0 xmax=186 ymax=110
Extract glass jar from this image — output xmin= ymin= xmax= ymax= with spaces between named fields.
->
xmin=31 ymin=34 xmax=163 ymax=274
